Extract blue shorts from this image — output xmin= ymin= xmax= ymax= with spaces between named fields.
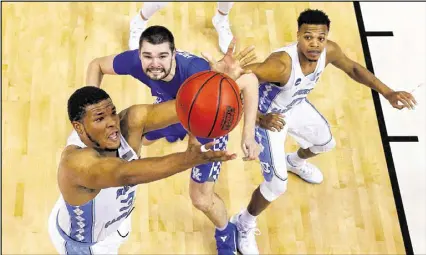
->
xmin=144 ymin=123 xmax=229 ymax=183
xmin=144 ymin=123 xmax=188 ymax=141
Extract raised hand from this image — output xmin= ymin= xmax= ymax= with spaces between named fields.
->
xmin=185 ymin=134 xmax=237 ymax=164
xmin=384 ymin=91 xmax=417 ymax=110
xmin=201 ymin=38 xmax=256 ymax=81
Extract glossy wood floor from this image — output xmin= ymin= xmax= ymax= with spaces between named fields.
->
xmin=1 ymin=2 xmax=405 ymax=254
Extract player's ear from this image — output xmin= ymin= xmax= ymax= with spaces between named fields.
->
xmin=72 ymin=121 xmax=84 ymax=135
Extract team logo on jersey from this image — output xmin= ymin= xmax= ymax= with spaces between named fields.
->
xmin=295 ymin=78 xmax=302 ymax=86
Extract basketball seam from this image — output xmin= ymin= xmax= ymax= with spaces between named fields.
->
xmin=226 ymin=79 xmax=241 ymax=129
xmin=187 ymin=72 xmax=220 ymax=133
xmin=207 ymin=77 xmax=225 ymax=137
xmin=179 ymin=70 xmax=210 ymax=92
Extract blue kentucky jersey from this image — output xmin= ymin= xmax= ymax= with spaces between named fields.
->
xmin=112 ymin=49 xmax=210 ymax=101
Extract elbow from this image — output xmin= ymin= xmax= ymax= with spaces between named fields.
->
xmin=237 ymin=73 xmax=259 ymax=91
xmin=115 ymin=170 xmax=140 ymax=186
xmin=89 ymin=58 xmax=104 ymax=75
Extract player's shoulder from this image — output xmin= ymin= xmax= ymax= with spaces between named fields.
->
xmin=61 ymin=146 xmax=99 ymax=169
xmin=325 ymin=40 xmax=343 ymax=63
xmin=266 ymin=50 xmax=292 ymax=69
xmin=325 ymin=40 xmax=342 ymax=55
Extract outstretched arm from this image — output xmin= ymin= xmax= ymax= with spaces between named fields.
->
xmin=327 ymin=40 xmax=417 ymax=109
xmin=118 ymin=100 xmax=180 ymax=153
xmin=86 ymin=50 xmax=138 ymax=87
xmin=86 ymin=54 xmax=119 ymax=87
xmin=236 ymin=73 xmax=261 ymax=160
xmin=243 ymin=52 xmax=291 ymax=84
xmin=63 ymin=136 xmax=236 ymax=190
xmin=243 ymin=52 xmax=289 ymax=132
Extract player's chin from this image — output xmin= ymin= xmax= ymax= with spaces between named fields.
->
xmin=147 ymin=71 xmax=166 ymax=80
xmin=105 ymin=140 xmax=121 ymax=150
xmin=307 ymin=56 xmax=319 ymax=62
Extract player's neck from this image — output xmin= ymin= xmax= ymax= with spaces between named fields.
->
xmin=297 ymin=50 xmax=318 ymax=76
xmin=161 ymin=58 xmax=176 ymax=82
xmin=96 ymin=148 xmax=118 ymax=158
xmin=298 ymin=50 xmax=317 ymax=68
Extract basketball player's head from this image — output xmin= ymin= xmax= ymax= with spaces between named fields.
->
xmin=139 ymin=25 xmax=176 ymax=80
xmin=297 ymin=9 xmax=331 ymax=62
xmin=68 ymin=86 xmax=120 ymax=151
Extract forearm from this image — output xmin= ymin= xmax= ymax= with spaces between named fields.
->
xmin=240 ymin=80 xmax=258 ymax=137
xmin=351 ymin=63 xmax=394 ymax=96
xmin=143 ymin=100 xmax=180 ymax=134
xmin=86 ymin=60 xmax=104 ymax=87
xmin=119 ymin=152 xmax=200 ymax=185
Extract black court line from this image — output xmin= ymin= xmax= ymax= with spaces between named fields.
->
xmin=365 ymin=31 xmax=394 ymax=37
xmin=353 ymin=2 xmax=414 ymax=255
xmin=388 ymin=136 xmax=419 ymax=142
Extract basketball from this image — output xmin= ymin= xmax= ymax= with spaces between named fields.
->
xmin=176 ymin=70 xmax=243 ymax=139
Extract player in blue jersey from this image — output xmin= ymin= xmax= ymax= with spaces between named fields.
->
xmin=86 ymin=25 xmax=260 ymax=254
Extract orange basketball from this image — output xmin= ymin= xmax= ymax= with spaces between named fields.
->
xmin=176 ymin=70 xmax=243 ymax=139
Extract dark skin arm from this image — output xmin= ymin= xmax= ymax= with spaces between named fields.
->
xmin=326 ymin=40 xmax=417 ymax=109
xmin=59 ymin=101 xmax=236 ymax=205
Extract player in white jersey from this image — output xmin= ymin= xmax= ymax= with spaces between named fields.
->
xmin=48 ymin=86 xmax=237 ymax=254
xmin=229 ymin=9 xmax=417 ymax=254
xmin=47 ymin=45 xmax=255 ymax=254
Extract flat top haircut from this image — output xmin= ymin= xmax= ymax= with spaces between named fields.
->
xmin=68 ymin=86 xmax=111 ymax=122
xmin=297 ymin=9 xmax=331 ymax=31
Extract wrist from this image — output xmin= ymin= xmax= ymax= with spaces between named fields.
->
xmin=380 ymin=85 xmax=394 ymax=99
xmin=242 ymin=125 xmax=255 ymax=136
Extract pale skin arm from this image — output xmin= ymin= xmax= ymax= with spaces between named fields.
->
xmin=236 ymin=73 xmax=261 ymax=160
xmin=86 ymin=54 xmax=118 ymax=87
xmin=327 ymin=40 xmax=417 ymax=109
xmin=243 ymin=52 xmax=289 ymax=132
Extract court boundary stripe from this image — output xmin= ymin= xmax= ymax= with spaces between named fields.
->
xmin=365 ymin=31 xmax=394 ymax=37
xmin=353 ymin=2 xmax=414 ymax=254
xmin=388 ymin=136 xmax=419 ymax=142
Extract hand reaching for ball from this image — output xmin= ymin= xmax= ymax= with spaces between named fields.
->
xmin=201 ymin=38 xmax=257 ymax=81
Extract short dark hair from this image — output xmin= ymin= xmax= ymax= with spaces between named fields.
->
xmin=67 ymin=86 xmax=111 ymax=122
xmin=297 ymin=9 xmax=331 ymax=30
xmin=139 ymin=25 xmax=175 ymax=52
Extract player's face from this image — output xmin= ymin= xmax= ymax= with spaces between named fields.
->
xmin=78 ymin=99 xmax=121 ymax=151
xmin=139 ymin=41 xmax=175 ymax=80
xmin=297 ymin=24 xmax=329 ymax=62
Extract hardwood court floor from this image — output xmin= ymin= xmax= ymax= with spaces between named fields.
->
xmin=1 ymin=2 xmax=405 ymax=254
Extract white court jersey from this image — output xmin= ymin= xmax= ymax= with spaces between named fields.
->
xmin=258 ymin=42 xmax=327 ymax=115
xmin=54 ymin=130 xmax=139 ymax=244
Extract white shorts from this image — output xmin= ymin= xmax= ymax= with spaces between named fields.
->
xmin=48 ymin=199 xmax=132 ymax=255
xmin=256 ymin=99 xmax=333 ymax=181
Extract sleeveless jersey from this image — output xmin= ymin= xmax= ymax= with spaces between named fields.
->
xmin=54 ymin=130 xmax=139 ymax=244
xmin=258 ymin=42 xmax=327 ymax=115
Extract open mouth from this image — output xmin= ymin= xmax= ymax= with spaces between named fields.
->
xmin=149 ymin=69 xmax=164 ymax=74
xmin=108 ymin=131 xmax=119 ymax=142
xmin=307 ymin=50 xmax=321 ymax=56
